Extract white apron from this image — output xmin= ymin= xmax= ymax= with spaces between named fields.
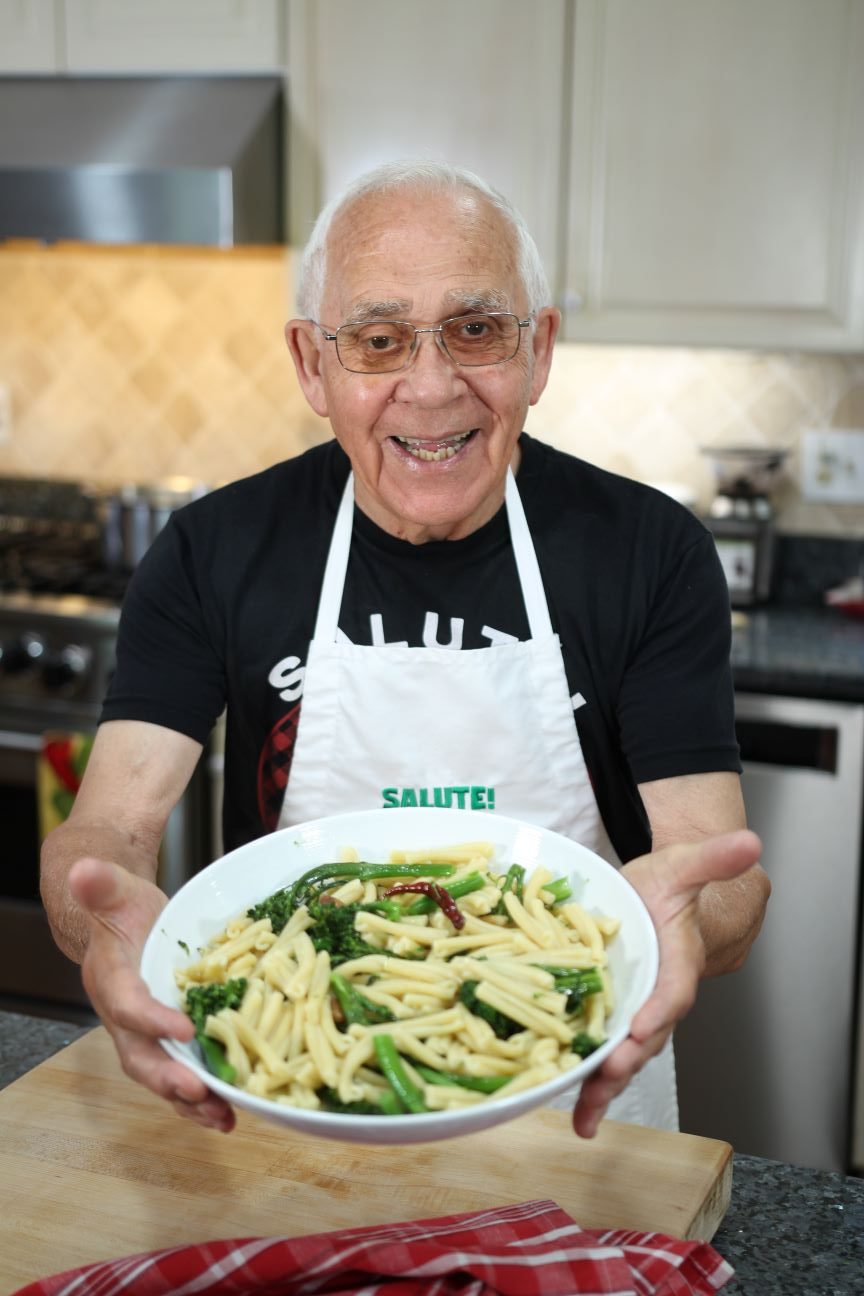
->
xmin=279 ymin=470 xmax=677 ymax=1130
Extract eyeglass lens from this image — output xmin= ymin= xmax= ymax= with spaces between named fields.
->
xmin=335 ymin=313 xmax=522 ymax=372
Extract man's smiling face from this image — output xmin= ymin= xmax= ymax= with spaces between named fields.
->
xmin=287 ymin=186 xmax=559 ymax=543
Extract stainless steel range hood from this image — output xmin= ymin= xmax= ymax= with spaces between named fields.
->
xmin=0 ymin=76 xmax=284 ymax=247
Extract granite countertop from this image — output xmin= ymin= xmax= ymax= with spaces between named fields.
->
xmin=1 ymin=1009 xmax=861 ymax=1294
xmin=732 ymin=606 xmax=864 ymax=702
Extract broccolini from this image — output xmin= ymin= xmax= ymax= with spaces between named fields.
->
xmin=458 ymin=979 xmax=523 ymax=1039
xmin=184 ymin=978 xmax=248 ymax=1083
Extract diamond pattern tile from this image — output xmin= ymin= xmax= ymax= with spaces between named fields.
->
xmin=1 ymin=242 xmax=863 ymax=539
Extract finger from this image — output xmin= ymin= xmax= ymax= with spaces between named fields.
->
xmin=84 ymin=953 xmax=195 ymax=1041
xmin=656 ymin=829 xmax=763 ymax=892
xmin=170 ymin=1096 xmax=237 ymax=1133
xmin=572 ymin=1028 xmax=669 ymax=1138
xmin=110 ymin=1024 xmax=231 ymax=1116
xmin=628 ymin=926 xmax=702 ymax=1042
xmin=69 ymin=857 xmax=159 ymax=935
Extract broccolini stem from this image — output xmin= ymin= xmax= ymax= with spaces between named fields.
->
xmin=414 ymin=1063 xmax=510 ymax=1094
xmin=494 ymin=862 xmax=525 ymax=913
xmin=196 ymin=1032 xmax=236 ymax=1083
xmin=542 ymin=877 xmax=572 ymax=903
xmin=402 ymin=872 xmax=486 ymax=916
xmin=372 ymin=1035 xmax=427 ymax=1113
xmin=284 ymin=860 xmax=455 ymax=909
xmin=329 ymin=972 xmax=393 ymax=1026
xmin=378 ymin=1087 xmax=404 ymax=1115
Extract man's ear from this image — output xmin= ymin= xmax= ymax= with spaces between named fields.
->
xmin=285 ymin=319 xmax=329 ymax=418
xmin=528 ymin=306 xmax=561 ymax=407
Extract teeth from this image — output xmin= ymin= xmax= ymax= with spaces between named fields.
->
xmin=396 ymin=430 xmax=475 ymax=462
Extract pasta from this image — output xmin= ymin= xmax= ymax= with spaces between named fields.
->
xmin=176 ymin=843 xmax=622 ymax=1116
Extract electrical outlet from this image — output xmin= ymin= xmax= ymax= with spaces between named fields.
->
xmin=800 ymin=428 xmax=864 ymax=503
xmin=0 ymin=385 xmax=10 ymax=442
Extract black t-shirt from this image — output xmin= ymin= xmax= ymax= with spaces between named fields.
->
xmin=101 ymin=433 xmax=741 ymax=862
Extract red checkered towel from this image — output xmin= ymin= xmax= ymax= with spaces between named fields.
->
xmin=12 ymin=1199 xmax=734 ymax=1296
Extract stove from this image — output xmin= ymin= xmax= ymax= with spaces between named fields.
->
xmin=0 ymin=476 xmax=211 ymax=1023
xmin=0 ymin=478 xmax=128 ymax=732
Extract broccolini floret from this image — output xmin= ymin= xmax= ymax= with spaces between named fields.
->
xmin=184 ymin=978 xmax=248 ymax=1083
xmin=308 ymin=898 xmax=395 ymax=966
xmin=185 ymin=978 xmax=248 ymax=1031
xmin=458 ymin=979 xmax=523 ymax=1039
xmin=571 ymin=1032 xmax=603 ymax=1057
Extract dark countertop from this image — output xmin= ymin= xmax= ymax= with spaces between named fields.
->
xmin=732 ymin=606 xmax=864 ymax=702
xmin=1 ymin=1009 xmax=861 ymax=1294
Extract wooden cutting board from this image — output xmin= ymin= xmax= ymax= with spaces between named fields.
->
xmin=0 ymin=1028 xmax=732 ymax=1294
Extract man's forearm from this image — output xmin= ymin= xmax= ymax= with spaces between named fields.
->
xmin=40 ymin=819 xmax=160 ymax=963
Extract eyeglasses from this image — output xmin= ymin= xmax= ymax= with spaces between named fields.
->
xmin=311 ymin=312 xmax=533 ymax=374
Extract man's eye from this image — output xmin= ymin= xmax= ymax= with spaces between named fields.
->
xmin=366 ymin=333 xmax=399 ymax=350
xmin=458 ymin=317 xmax=493 ymax=339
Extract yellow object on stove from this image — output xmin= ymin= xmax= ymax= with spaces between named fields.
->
xmin=37 ymin=731 xmax=94 ymax=841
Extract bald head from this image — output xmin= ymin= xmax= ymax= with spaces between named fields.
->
xmin=297 ymin=160 xmax=549 ymax=322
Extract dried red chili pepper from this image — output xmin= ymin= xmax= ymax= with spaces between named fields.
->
xmin=382 ymin=882 xmax=465 ymax=929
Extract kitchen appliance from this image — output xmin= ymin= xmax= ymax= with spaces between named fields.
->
xmin=0 ymin=476 xmax=211 ymax=1022
xmin=86 ymin=477 xmax=209 ymax=571
xmin=674 ymin=691 xmax=864 ymax=1173
xmin=0 ymin=75 xmax=284 ymax=246
xmin=700 ymin=446 xmax=790 ymax=606
xmin=0 ymin=1028 xmax=734 ymax=1289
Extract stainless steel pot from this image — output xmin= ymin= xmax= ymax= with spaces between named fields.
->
xmin=88 ymin=477 xmax=209 ymax=570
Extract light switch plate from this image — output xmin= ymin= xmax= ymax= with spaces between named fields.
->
xmin=800 ymin=428 xmax=864 ymax=503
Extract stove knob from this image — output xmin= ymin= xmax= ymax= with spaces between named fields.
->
xmin=42 ymin=644 xmax=92 ymax=691
xmin=0 ymin=633 xmax=46 ymax=674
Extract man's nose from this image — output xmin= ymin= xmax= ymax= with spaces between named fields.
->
xmin=393 ymin=329 xmax=464 ymax=402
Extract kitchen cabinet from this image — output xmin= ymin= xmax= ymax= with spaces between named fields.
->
xmin=0 ymin=0 xmax=57 ymax=71
xmin=285 ymin=0 xmax=567 ymax=299
xmin=288 ymin=0 xmax=864 ymax=351
xmin=563 ymin=0 xmax=864 ymax=350
xmin=2 ymin=0 xmax=862 ymax=351
xmin=0 ymin=0 xmax=284 ymax=72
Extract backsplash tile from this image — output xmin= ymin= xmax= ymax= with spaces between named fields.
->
xmin=0 ymin=242 xmax=329 ymax=489
xmin=1 ymin=242 xmax=864 ymax=535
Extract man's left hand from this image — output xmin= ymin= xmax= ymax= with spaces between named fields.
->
xmin=571 ymin=828 xmax=762 ymax=1137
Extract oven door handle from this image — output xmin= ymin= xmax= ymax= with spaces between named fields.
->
xmin=0 ymin=731 xmax=45 ymax=753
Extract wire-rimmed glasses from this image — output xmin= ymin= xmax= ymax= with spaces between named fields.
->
xmin=311 ymin=312 xmax=533 ymax=374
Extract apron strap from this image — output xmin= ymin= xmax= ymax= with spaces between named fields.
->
xmin=313 ymin=472 xmax=355 ymax=639
xmin=314 ymin=468 xmax=554 ymax=641
xmin=505 ymin=469 xmax=554 ymax=638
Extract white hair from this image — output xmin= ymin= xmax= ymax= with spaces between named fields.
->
xmin=296 ymin=159 xmax=551 ymax=320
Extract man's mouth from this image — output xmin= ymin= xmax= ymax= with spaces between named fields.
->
xmin=392 ymin=429 xmax=478 ymax=462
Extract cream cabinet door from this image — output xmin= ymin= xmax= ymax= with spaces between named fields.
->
xmin=62 ymin=0 xmax=283 ymax=72
xmin=0 ymin=0 xmax=59 ymax=70
xmin=564 ymin=0 xmax=864 ymax=350
xmin=287 ymin=0 xmax=567 ymax=298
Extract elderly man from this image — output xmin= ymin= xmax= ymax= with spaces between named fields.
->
xmin=41 ymin=161 xmax=767 ymax=1137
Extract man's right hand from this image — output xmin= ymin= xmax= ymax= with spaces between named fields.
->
xmin=68 ymin=857 xmax=236 ymax=1132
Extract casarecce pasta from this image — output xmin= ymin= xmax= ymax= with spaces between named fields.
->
xmin=175 ymin=841 xmax=621 ymax=1115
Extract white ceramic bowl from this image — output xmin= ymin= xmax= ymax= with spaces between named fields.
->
xmin=140 ymin=808 xmax=658 ymax=1144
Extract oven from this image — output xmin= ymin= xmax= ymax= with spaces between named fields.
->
xmin=0 ymin=478 xmax=212 ymax=1022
